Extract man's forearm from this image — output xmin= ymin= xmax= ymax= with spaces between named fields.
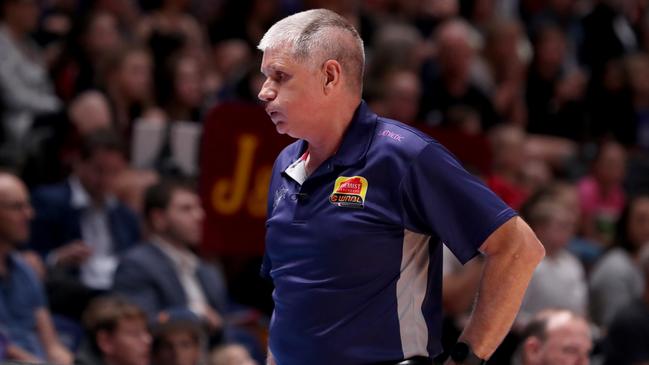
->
xmin=455 ymin=219 xmax=544 ymax=360
xmin=6 ymin=344 xmax=41 ymax=363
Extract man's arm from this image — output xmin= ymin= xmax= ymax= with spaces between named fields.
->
xmin=5 ymin=344 xmax=42 ymax=363
xmin=35 ymin=307 xmax=73 ymax=365
xmin=448 ymin=216 xmax=544 ymax=362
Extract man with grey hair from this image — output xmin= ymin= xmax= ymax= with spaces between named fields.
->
xmin=259 ymin=8 xmax=544 ymax=365
xmin=517 ymin=309 xmax=592 ymax=365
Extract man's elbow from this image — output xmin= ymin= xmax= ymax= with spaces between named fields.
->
xmin=483 ymin=217 xmax=545 ymax=266
xmin=522 ymin=231 xmax=545 ymax=265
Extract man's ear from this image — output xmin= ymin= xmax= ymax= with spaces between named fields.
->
xmin=523 ymin=337 xmax=543 ymax=365
xmin=97 ymin=330 xmax=114 ymax=356
xmin=322 ymin=59 xmax=342 ymax=94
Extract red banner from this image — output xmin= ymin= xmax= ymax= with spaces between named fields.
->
xmin=199 ymin=102 xmax=293 ymax=257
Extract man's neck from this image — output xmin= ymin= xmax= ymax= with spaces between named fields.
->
xmin=304 ymin=97 xmax=360 ymax=172
xmin=154 ymin=234 xmax=190 ymax=253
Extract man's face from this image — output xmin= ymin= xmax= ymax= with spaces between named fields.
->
xmin=77 ymin=149 xmax=126 ymax=202
xmin=100 ymin=318 xmax=151 ymax=365
xmin=119 ymin=51 xmax=153 ymax=103
xmin=258 ymin=48 xmax=326 ymax=139
xmin=0 ymin=176 xmax=33 ymax=246
xmin=158 ymin=189 xmax=205 ymax=248
xmin=527 ymin=318 xmax=592 ymax=365
xmin=153 ymin=329 xmax=201 ymax=365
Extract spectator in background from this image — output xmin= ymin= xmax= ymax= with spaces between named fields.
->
xmin=476 ymin=18 xmax=529 ymax=126
xmin=113 ymin=179 xmax=228 ymax=339
xmin=92 ymin=0 xmax=141 ymax=35
xmin=486 ymin=124 xmax=528 ymax=209
xmin=604 ymin=245 xmax=649 ymax=365
xmin=152 ymin=312 xmax=206 ymax=365
xmin=526 ymin=23 xmax=588 ymax=141
xmin=528 ymin=0 xmax=583 ymax=68
xmin=590 ymin=193 xmax=649 ymax=328
xmin=581 ymin=0 xmax=639 ymax=93
xmin=20 ymin=89 xmax=115 ymax=187
xmin=459 ymin=0 xmax=498 ymax=33
xmin=208 ymin=0 xmax=280 ymax=51
xmin=209 ymin=38 xmax=253 ymax=100
xmin=101 ymin=44 xmax=165 ymax=138
xmin=516 ymin=309 xmax=592 ymax=365
xmin=587 ymin=58 xmax=636 ymax=145
xmin=51 ymin=11 xmax=123 ymax=102
xmin=419 ymin=18 xmax=499 ymax=131
xmin=578 ymin=140 xmax=627 ymax=247
xmin=0 ymin=171 xmax=72 ymax=364
xmin=136 ymin=0 xmax=207 ymax=63
xmin=365 ymin=23 xmax=427 ymax=82
xmin=0 ymin=0 xmax=61 ymax=163
xmin=136 ymin=0 xmax=212 ymax=118
xmin=29 ymin=129 xmax=141 ymax=319
xmin=518 ymin=190 xmax=588 ymax=325
xmin=519 ymin=159 xmax=553 ymax=199
xmin=367 ymin=68 xmax=421 ymax=125
xmin=158 ymin=53 xmax=206 ymax=122
xmin=76 ymin=295 xmax=151 ymax=365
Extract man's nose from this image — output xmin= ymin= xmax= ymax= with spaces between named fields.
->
xmin=258 ymin=80 xmax=276 ymax=102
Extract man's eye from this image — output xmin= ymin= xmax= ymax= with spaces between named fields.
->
xmin=276 ymin=72 xmax=288 ymax=82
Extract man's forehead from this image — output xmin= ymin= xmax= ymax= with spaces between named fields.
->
xmin=260 ymin=48 xmax=312 ymax=72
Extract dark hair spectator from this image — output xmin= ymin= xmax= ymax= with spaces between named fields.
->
xmin=51 ymin=10 xmax=123 ymax=102
xmin=100 ymin=43 xmax=165 ymax=138
xmin=157 ymin=53 xmax=206 ymax=122
xmin=526 ymin=22 xmax=588 ymax=141
xmin=142 ymin=177 xmax=195 ymax=225
xmin=28 ymin=129 xmax=140 ymax=320
xmin=77 ymin=295 xmax=151 ymax=365
xmin=152 ymin=311 xmax=206 ymax=365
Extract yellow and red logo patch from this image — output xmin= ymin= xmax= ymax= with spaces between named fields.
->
xmin=330 ymin=176 xmax=368 ymax=208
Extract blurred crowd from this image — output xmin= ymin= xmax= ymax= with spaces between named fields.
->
xmin=2 ymin=0 xmax=649 ymax=364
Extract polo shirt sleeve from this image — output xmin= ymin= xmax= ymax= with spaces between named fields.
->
xmin=399 ymin=142 xmax=517 ymax=264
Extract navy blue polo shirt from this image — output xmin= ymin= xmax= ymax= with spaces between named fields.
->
xmin=263 ymin=102 xmax=516 ymax=365
xmin=0 ymin=253 xmax=47 ymax=359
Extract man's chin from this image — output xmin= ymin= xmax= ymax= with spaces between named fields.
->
xmin=274 ymin=121 xmax=288 ymax=135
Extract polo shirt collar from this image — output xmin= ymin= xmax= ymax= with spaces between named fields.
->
xmin=283 ymin=100 xmax=377 ymax=172
xmin=330 ymin=100 xmax=377 ymax=167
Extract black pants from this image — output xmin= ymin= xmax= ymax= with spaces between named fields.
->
xmin=372 ymin=356 xmax=434 ymax=365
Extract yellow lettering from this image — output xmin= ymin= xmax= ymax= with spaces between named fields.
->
xmin=211 ymin=134 xmax=258 ymax=215
xmin=247 ymin=166 xmax=272 ymax=218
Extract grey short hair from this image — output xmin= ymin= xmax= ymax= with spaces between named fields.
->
xmin=258 ymin=9 xmax=365 ymax=93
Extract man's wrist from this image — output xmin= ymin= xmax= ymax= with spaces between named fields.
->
xmin=449 ymin=341 xmax=486 ymax=365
